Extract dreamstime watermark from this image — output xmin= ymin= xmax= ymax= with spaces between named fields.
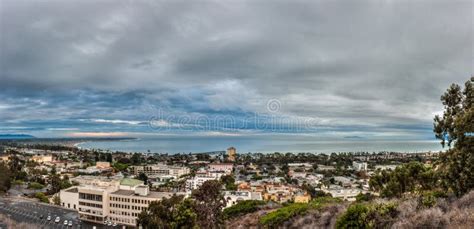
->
xmin=148 ymin=99 xmax=320 ymax=132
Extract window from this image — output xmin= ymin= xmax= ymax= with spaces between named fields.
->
xmin=79 ymin=193 xmax=102 ymax=201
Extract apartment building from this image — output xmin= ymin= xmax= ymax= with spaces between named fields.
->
xmin=352 ymin=161 xmax=368 ymax=171
xmin=208 ymin=163 xmax=234 ymax=174
xmin=185 ymin=175 xmax=218 ymax=191
xmin=130 ymin=164 xmax=190 ymax=178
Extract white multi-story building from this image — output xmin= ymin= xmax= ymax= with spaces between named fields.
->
xmin=208 ymin=163 xmax=234 ymax=174
xmin=185 ymin=176 xmax=218 ymax=191
xmin=223 ymin=191 xmax=262 ymax=208
xmin=374 ymin=165 xmax=398 ymax=171
xmin=130 ymin=164 xmax=190 ymax=178
xmin=108 ymin=185 xmax=174 ymax=226
xmin=60 ymin=177 xmax=175 ymax=227
xmin=352 ymin=161 xmax=368 ymax=171
xmin=321 ymin=185 xmax=366 ymax=201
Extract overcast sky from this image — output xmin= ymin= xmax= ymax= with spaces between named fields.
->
xmin=0 ymin=0 xmax=472 ymax=139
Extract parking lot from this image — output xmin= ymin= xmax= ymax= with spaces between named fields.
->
xmin=0 ymin=198 xmax=117 ymax=229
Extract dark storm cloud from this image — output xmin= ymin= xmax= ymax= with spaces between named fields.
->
xmin=0 ymin=0 xmax=472 ymax=138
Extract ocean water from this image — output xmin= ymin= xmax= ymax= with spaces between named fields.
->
xmin=77 ymin=135 xmax=444 ymax=154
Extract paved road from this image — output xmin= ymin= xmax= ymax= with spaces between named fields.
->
xmin=0 ymin=197 xmax=119 ymax=229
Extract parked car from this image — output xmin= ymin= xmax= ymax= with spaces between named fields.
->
xmin=68 ymin=221 xmax=73 ymax=227
xmin=46 ymin=215 xmax=51 ymax=221
xmin=54 ymin=216 xmax=60 ymax=223
xmin=64 ymin=220 xmax=68 ymax=225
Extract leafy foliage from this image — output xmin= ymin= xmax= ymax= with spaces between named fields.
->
xmin=434 ymin=76 xmax=474 ymax=196
xmin=369 ymin=162 xmax=439 ymax=198
xmin=220 ymin=175 xmax=237 ymax=190
xmin=0 ymin=162 xmax=12 ymax=193
xmin=192 ymin=180 xmax=226 ymax=228
xmin=112 ymin=162 xmax=128 ymax=172
xmin=260 ymin=197 xmax=341 ymax=227
xmin=138 ymin=180 xmax=225 ymax=229
xmin=35 ymin=192 xmax=49 ymax=203
xmin=223 ymin=200 xmax=266 ymax=219
xmin=260 ymin=203 xmax=310 ymax=227
xmin=28 ymin=182 xmax=45 ymax=190
xmin=336 ymin=202 xmax=398 ymax=229
xmin=137 ymin=195 xmax=197 ymax=229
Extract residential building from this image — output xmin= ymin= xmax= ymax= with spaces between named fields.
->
xmin=78 ymin=162 xmax=113 ymax=174
xmin=32 ymin=154 xmax=53 ymax=163
xmin=223 ymin=191 xmax=262 ymax=208
xmin=316 ymin=165 xmax=336 ymax=171
xmin=333 ymin=176 xmax=354 ymax=187
xmin=322 ymin=185 xmax=365 ymax=201
xmin=185 ymin=176 xmax=218 ymax=191
xmin=208 ymin=163 xmax=234 ymax=174
xmin=375 ymin=165 xmax=398 ymax=171
xmin=294 ymin=193 xmax=312 ymax=203
xmin=262 ymin=184 xmax=295 ymax=203
xmin=352 ymin=161 xmax=368 ymax=171
xmin=130 ymin=164 xmax=190 ymax=178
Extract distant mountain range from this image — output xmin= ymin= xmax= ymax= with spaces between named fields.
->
xmin=0 ymin=134 xmax=36 ymax=139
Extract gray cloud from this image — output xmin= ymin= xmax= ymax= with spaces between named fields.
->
xmin=0 ymin=0 xmax=472 ymax=138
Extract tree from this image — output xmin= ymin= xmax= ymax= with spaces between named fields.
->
xmin=48 ymin=174 xmax=62 ymax=195
xmin=137 ymin=195 xmax=197 ymax=229
xmin=113 ymin=162 xmax=129 ymax=172
xmin=434 ymin=83 xmax=463 ymax=148
xmin=0 ymin=162 xmax=12 ymax=193
xmin=434 ymin=76 xmax=474 ymax=196
xmin=220 ymin=175 xmax=237 ymax=190
xmin=192 ymin=180 xmax=225 ymax=228
xmin=131 ymin=153 xmax=142 ymax=165
xmin=369 ymin=162 xmax=438 ymax=198
xmin=106 ymin=153 xmax=113 ymax=163
xmin=53 ymin=195 xmax=61 ymax=205
xmin=138 ymin=173 xmax=148 ymax=185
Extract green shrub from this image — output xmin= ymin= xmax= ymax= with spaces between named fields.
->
xmin=12 ymin=180 xmax=24 ymax=185
xmin=113 ymin=162 xmax=128 ymax=171
xmin=336 ymin=202 xmax=398 ymax=229
xmin=419 ymin=191 xmax=445 ymax=208
xmin=336 ymin=204 xmax=369 ymax=228
xmin=223 ymin=200 xmax=266 ymax=219
xmin=35 ymin=192 xmax=49 ymax=203
xmin=260 ymin=203 xmax=309 ymax=227
xmin=355 ymin=193 xmax=373 ymax=202
xmin=259 ymin=197 xmax=342 ymax=227
xmin=28 ymin=182 xmax=45 ymax=190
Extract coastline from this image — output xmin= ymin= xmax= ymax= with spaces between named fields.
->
xmin=74 ymin=138 xmax=444 ymax=154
